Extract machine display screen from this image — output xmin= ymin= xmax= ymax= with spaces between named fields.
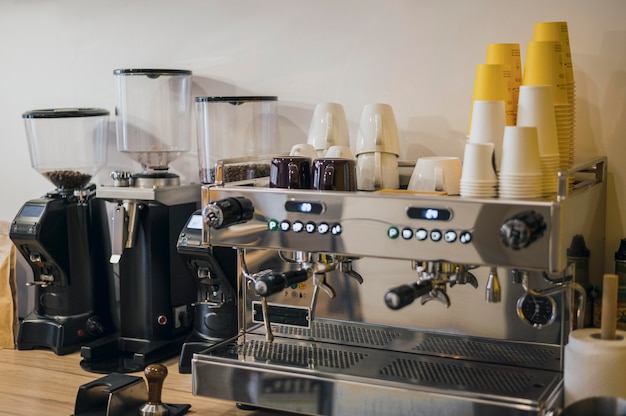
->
xmin=18 ymin=204 xmax=45 ymax=219
xmin=406 ymin=207 xmax=452 ymax=221
xmin=285 ymin=201 xmax=325 ymax=215
xmin=186 ymin=214 xmax=203 ymax=230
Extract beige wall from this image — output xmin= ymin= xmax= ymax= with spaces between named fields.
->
xmin=0 ymin=0 xmax=624 ymax=273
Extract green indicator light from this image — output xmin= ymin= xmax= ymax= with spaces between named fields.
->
xmin=268 ymin=219 xmax=279 ymax=231
xmin=387 ymin=227 xmax=399 ymax=239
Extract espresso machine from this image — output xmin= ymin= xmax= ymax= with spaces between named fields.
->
xmin=80 ymin=69 xmax=199 ymax=373
xmin=189 ymin=156 xmax=606 ymax=415
xmin=10 ymin=108 xmax=115 ymax=355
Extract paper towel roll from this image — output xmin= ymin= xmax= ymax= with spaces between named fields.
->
xmin=565 ymin=328 xmax=626 ymax=405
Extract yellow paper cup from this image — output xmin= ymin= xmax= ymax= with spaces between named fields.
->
xmin=522 ymin=40 xmax=568 ymax=105
xmin=534 ymin=21 xmax=574 ymax=84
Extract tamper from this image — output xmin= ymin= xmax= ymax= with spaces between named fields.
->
xmin=140 ymin=363 xmax=170 ymax=416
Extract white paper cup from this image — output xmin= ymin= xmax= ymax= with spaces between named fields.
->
xmin=461 ymin=142 xmax=497 ymax=182
xmin=408 ymin=156 xmax=462 ymax=195
xmin=356 ymin=103 xmax=401 ymax=155
xmin=516 ymin=85 xmax=560 ymax=156
xmin=468 ymin=100 xmax=505 ymax=170
xmin=499 ymin=126 xmax=542 ymax=176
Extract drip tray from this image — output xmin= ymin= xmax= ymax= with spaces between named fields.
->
xmin=192 ymin=320 xmax=563 ymax=416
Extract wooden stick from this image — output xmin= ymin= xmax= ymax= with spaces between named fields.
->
xmin=601 ymin=273 xmax=619 ymax=340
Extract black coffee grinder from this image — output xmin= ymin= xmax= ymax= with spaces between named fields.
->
xmin=176 ymin=210 xmax=238 ymax=373
xmin=80 ymin=69 xmax=199 ymax=373
xmin=9 ymin=108 xmax=115 ymax=355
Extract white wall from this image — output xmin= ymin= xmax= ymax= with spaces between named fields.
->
xmin=1 ymin=0 xmax=624 ymax=272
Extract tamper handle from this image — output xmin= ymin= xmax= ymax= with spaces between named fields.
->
xmin=140 ymin=363 xmax=169 ymax=416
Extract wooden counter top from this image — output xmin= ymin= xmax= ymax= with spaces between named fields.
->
xmin=0 ymin=348 xmax=294 ymax=416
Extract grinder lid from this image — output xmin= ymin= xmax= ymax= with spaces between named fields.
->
xmin=22 ymin=108 xmax=110 ymax=118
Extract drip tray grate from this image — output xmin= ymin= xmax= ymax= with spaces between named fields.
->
xmin=233 ymin=339 xmax=368 ymax=369
xmin=253 ymin=319 xmax=561 ymax=371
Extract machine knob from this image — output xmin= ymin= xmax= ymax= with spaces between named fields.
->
xmin=384 ymin=281 xmax=433 ymax=310
xmin=254 ymin=269 xmax=309 ymax=297
xmin=499 ymin=210 xmax=546 ymax=250
xmin=205 ymin=197 xmax=254 ymax=229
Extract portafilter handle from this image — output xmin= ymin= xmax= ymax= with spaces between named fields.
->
xmin=253 ymin=269 xmax=310 ymax=297
xmin=139 ymin=363 xmax=169 ymax=416
xmin=384 ymin=281 xmax=433 ymax=310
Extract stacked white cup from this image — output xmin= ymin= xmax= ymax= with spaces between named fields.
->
xmin=516 ymin=85 xmax=560 ymax=195
xmin=460 ymin=142 xmax=498 ymax=198
xmin=355 ymin=103 xmax=400 ymax=191
xmin=498 ymin=126 xmax=543 ymax=199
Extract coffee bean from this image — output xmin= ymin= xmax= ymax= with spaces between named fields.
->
xmin=200 ymin=164 xmax=270 ymax=184
xmin=44 ymin=170 xmax=91 ymax=190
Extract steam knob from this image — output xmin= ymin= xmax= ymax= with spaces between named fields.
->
xmin=384 ymin=281 xmax=433 ymax=310
xmin=499 ymin=210 xmax=546 ymax=250
xmin=254 ymin=269 xmax=309 ymax=297
xmin=139 ymin=363 xmax=169 ymax=416
xmin=205 ymin=197 xmax=254 ymax=229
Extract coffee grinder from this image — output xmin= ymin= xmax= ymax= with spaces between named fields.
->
xmin=10 ymin=108 xmax=115 ymax=355
xmin=80 ymin=69 xmax=199 ymax=373
xmin=175 ymin=96 xmax=279 ymax=373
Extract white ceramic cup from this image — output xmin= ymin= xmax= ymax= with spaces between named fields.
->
xmin=290 ymin=143 xmax=318 ymax=159
xmin=355 ymin=103 xmax=401 ymax=156
xmin=307 ymin=102 xmax=350 ymax=156
xmin=356 ymin=151 xmax=400 ymax=191
xmin=468 ymin=100 xmax=505 ymax=171
xmin=325 ymin=145 xmax=355 ymax=159
xmin=408 ymin=156 xmax=462 ymax=195
xmin=461 ymin=142 xmax=497 ymax=182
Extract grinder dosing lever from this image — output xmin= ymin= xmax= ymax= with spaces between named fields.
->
xmin=384 ymin=281 xmax=434 ymax=310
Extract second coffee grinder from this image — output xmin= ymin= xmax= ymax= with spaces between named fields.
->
xmin=80 ymin=69 xmax=199 ymax=373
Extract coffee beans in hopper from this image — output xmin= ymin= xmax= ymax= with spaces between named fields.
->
xmin=44 ymin=170 xmax=91 ymax=190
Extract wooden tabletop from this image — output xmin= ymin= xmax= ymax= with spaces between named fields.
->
xmin=0 ymin=348 xmax=294 ymax=416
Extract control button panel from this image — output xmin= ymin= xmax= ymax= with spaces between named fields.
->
xmin=269 ymin=218 xmax=470 ymax=244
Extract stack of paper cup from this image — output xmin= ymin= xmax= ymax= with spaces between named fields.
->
xmin=523 ymin=38 xmax=574 ymax=173
xmin=498 ymin=126 xmax=542 ymax=199
xmin=460 ymin=142 xmax=498 ymax=198
xmin=468 ymin=100 xmax=505 ymax=172
xmin=516 ymin=85 xmax=560 ymax=195
xmin=534 ymin=22 xmax=576 ymax=170
xmin=485 ymin=43 xmax=522 ymax=126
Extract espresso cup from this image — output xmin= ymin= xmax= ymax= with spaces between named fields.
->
xmin=355 ymin=103 xmax=401 ymax=156
xmin=270 ymin=156 xmax=312 ymax=189
xmin=356 ymin=151 xmax=399 ymax=191
xmin=290 ymin=143 xmax=318 ymax=159
xmin=312 ymin=158 xmax=357 ymax=191
xmin=325 ymin=145 xmax=355 ymax=159
xmin=307 ymin=102 xmax=350 ymax=157
xmin=408 ymin=156 xmax=462 ymax=195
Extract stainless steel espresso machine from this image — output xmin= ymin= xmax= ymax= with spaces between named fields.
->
xmin=10 ymin=108 xmax=115 ymax=355
xmin=189 ymin=156 xmax=606 ymax=416
xmin=80 ymin=69 xmax=199 ymax=373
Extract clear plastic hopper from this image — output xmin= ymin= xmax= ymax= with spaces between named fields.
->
xmin=22 ymin=108 xmax=109 ymax=192
xmin=113 ymin=68 xmax=192 ymax=172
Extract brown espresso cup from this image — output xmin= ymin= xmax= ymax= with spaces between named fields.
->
xmin=312 ymin=158 xmax=357 ymax=191
xmin=270 ymin=156 xmax=312 ymax=189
